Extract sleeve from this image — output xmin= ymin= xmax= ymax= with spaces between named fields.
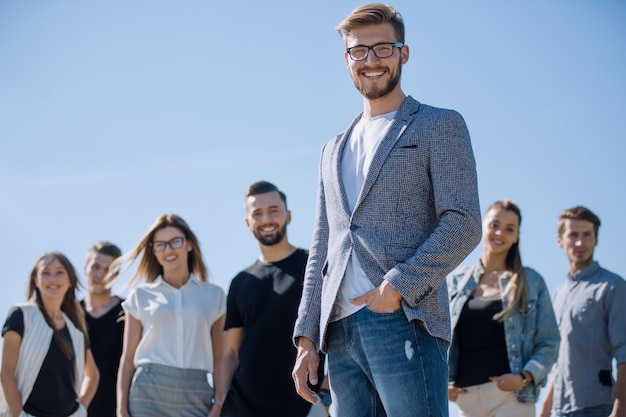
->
xmin=384 ymin=110 xmax=482 ymax=307
xmin=121 ymin=288 xmax=141 ymax=321
xmin=215 ymin=285 xmax=226 ymax=318
xmin=607 ymin=276 xmax=626 ymax=364
xmin=2 ymin=306 xmax=24 ymax=337
xmin=524 ymin=270 xmax=560 ymax=385
xmin=293 ymin=144 xmax=330 ymax=349
xmin=224 ymin=276 xmax=243 ymax=330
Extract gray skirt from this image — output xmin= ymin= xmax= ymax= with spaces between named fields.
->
xmin=129 ymin=363 xmax=214 ymax=417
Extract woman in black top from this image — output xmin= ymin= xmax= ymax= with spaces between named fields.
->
xmin=1 ymin=252 xmax=99 ymax=417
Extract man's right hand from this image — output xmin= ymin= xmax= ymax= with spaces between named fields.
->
xmin=292 ymin=337 xmax=321 ymax=405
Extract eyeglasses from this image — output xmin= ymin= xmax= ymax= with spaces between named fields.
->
xmin=151 ymin=236 xmax=185 ymax=252
xmin=346 ymin=42 xmax=404 ymax=61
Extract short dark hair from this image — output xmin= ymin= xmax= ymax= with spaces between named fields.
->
xmin=88 ymin=241 xmax=122 ymax=259
xmin=245 ymin=181 xmax=287 ymax=209
xmin=336 ymin=3 xmax=405 ymax=44
xmin=558 ymin=206 xmax=601 ymax=238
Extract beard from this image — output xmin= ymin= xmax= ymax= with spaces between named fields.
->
xmin=352 ymin=56 xmax=402 ymax=100
xmin=253 ymin=223 xmax=287 ymax=246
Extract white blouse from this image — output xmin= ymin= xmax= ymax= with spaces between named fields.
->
xmin=123 ymin=274 xmax=226 ymax=372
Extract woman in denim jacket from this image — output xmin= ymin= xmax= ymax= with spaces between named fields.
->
xmin=447 ymin=200 xmax=559 ymax=417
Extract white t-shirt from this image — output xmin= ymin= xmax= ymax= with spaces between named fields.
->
xmin=332 ymin=111 xmax=396 ymax=322
xmin=123 ymin=274 xmax=226 ymax=371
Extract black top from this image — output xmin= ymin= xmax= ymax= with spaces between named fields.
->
xmin=222 ymin=249 xmax=323 ymax=417
xmin=2 ymin=307 xmax=80 ymax=417
xmin=454 ymin=296 xmax=511 ymax=388
xmin=81 ymin=297 xmax=125 ymax=417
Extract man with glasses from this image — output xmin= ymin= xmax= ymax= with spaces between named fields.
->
xmin=216 ymin=181 xmax=325 ymax=417
xmin=539 ymin=207 xmax=626 ymax=417
xmin=292 ymin=4 xmax=481 ymax=417
xmin=80 ymin=241 xmax=124 ymax=417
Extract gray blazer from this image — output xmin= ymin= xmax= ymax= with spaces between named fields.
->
xmin=293 ymin=96 xmax=482 ymax=351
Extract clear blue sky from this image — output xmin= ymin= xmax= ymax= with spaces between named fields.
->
xmin=1 ymin=2 xmax=624 ymax=415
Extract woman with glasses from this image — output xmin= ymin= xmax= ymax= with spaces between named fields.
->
xmin=447 ymin=201 xmax=560 ymax=417
xmin=114 ymin=214 xmax=226 ymax=417
xmin=1 ymin=252 xmax=99 ymax=417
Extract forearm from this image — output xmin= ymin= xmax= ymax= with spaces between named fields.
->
xmin=78 ymin=374 xmax=98 ymax=408
xmin=78 ymin=350 xmax=100 ymax=407
xmin=1 ymin=373 xmax=23 ymax=417
xmin=612 ymin=362 xmax=626 ymax=416
xmin=539 ymin=374 xmax=555 ymax=417
xmin=214 ymin=352 xmax=238 ymax=404
xmin=116 ymin=356 xmax=135 ymax=415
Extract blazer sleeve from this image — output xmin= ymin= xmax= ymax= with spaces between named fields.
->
xmin=293 ymin=144 xmax=329 ymax=349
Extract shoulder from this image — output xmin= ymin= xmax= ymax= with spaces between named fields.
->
xmin=523 ymin=267 xmax=547 ymax=284
xmin=447 ymin=264 xmax=475 ymax=288
xmin=597 ymin=265 xmax=625 ymax=283
xmin=407 ymin=97 xmax=463 ymax=121
xmin=198 ymin=281 xmax=226 ymax=296
xmin=292 ymin=248 xmax=309 ymax=263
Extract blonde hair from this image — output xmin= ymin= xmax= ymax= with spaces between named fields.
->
xmin=110 ymin=214 xmax=209 ymax=286
xmin=336 ymin=3 xmax=405 ymax=43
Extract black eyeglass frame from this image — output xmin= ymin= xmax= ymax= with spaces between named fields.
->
xmin=345 ymin=41 xmax=404 ymax=61
xmin=151 ymin=236 xmax=186 ymax=252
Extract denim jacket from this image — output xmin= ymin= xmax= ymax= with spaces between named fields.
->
xmin=447 ymin=263 xmax=560 ymax=403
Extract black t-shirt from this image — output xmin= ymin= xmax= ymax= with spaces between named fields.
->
xmin=222 ymin=249 xmax=324 ymax=417
xmin=2 ymin=307 xmax=80 ymax=417
xmin=454 ymin=296 xmax=511 ymax=388
xmin=81 ymin=297 xmax=125 ymax=417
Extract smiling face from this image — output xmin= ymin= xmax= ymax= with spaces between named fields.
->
xmin=482 ymin=207 xmax=520 ymax=257
xmin=152 ymin=226 xmax=192 ymax=275
xmin=245 ymin=191 xmax=291 ymax=247
xmin=344 ymin=23 xmax=408 ymax=101
xmin=34 ymin=257 xmax=72 ymax=301
xmin=85 ymin=252 xmax=116 ymax=296
xmin=558 ymin=218 xmax=597 ymax=273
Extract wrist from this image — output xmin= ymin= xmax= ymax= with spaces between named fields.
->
xmin=212 ymin=398 xmax=224 ymax=408
xmin=519 ymin=371 xmax=531 ymax=386
xmin=296 ymin=336 xmax=316 ymax=351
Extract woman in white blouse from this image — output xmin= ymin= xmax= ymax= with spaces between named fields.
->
xmin=114 ymin=214 xmax=226 ymax=417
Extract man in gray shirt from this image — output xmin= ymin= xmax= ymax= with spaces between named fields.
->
xmin=540 ymin=206 xmax=626 ymax=417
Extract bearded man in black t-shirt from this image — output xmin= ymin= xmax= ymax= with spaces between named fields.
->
xmin=215 ymin=181 xmax=325 ymax=417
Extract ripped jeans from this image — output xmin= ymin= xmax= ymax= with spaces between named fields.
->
xmin=327 ymin=307 xmax=449 ymax=417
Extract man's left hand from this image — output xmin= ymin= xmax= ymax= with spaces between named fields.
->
xmin=350 ymin=280 xmax=402 ymax=312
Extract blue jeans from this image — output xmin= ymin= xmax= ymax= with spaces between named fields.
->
xmin=326 ymin=307 xmax=449 ymax=417
xmin=557 ymin=404 xmax=613 ymax=417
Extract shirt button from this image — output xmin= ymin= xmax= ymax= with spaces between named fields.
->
xmin=350 ymin=224 xmax=359 ymax=231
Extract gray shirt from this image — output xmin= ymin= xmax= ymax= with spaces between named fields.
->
xmin=552 ymin=261 xmax=626 ymax=414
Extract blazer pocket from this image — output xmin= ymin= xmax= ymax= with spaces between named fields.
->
xmin=385 ymin=244 xmax=418 ymax=262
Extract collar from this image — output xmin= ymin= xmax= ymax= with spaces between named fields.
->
xmin=475 ymin=259 xmax=512 ymax=282
xmin=569 ymin=261 xmax=600 ymax=281
xmin=143 ymin=274 xmax=202 ymax=289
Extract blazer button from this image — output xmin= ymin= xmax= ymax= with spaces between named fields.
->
xmin=350 ymin=224 xmax=359 ymax=231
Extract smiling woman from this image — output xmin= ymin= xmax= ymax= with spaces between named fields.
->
xmin=447 ymin=201 xmax=560 ymax=417
xmin=110 ymin=214 xmax=226 ymax=417
xmin=0 ymin=252 xmax=99 ymax=417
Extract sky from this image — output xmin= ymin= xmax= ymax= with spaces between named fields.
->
xmin=1 ymin=1 xmax=625 ymax=415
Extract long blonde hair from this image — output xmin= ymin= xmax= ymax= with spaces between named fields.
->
xmin=110 ymin=213 xmax=209 ymax=286
xmin=486 ymin=200 xmax=528 ymax=322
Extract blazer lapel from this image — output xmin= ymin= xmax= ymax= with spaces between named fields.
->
xmin=332 ymin=114 xmax=362 ymax=216
xmin=354 ymin=97 xmax=420 ymax=210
